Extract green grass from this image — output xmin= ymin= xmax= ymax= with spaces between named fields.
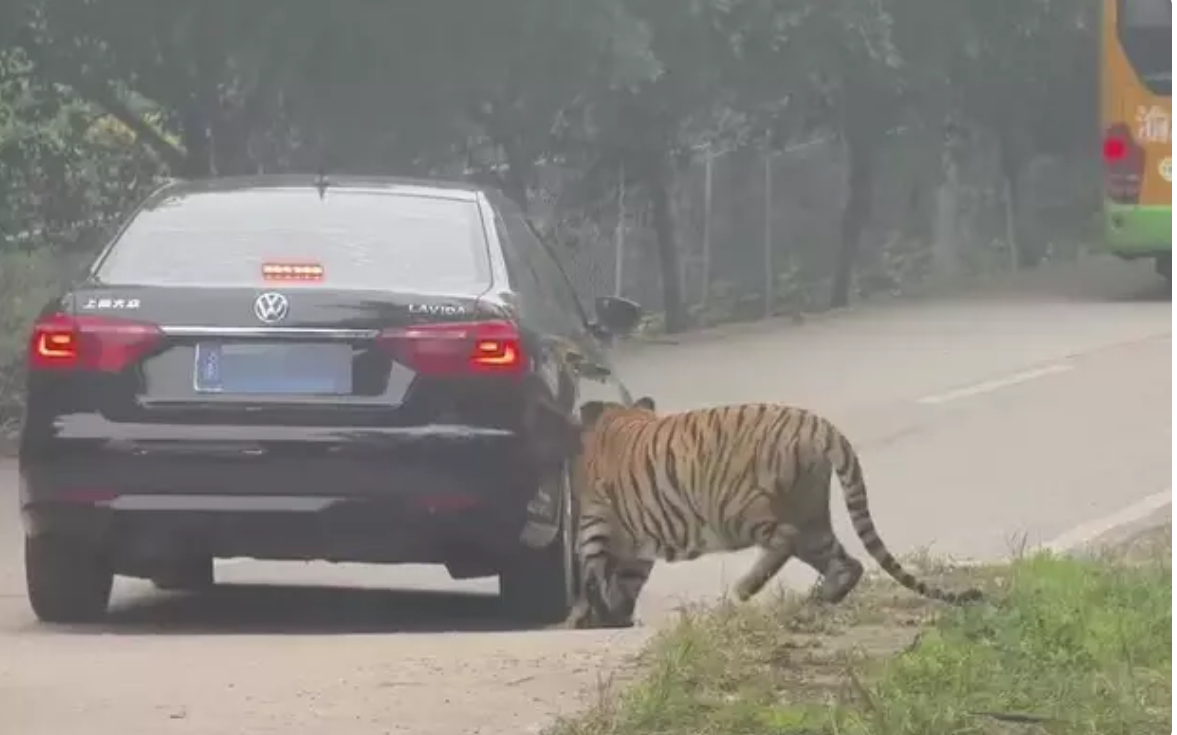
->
xmin=546 ymin=548 xmax=1171 ymax=735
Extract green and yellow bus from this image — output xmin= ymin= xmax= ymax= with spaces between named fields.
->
xmin=1100 ymin=0 xmax=1171 ymax=279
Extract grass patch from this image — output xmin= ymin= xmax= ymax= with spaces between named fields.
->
xmin=547 ymin=543 xmax=1171 ymax=735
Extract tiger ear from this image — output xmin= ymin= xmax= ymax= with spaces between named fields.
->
xmin=633 ymin=396 xmax=656 ymax=411
xmin=579 ymin=400 xmax=608 ymax=428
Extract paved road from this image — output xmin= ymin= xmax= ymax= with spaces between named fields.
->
xmin=0 ymin=257 xmax=1170 ymax=734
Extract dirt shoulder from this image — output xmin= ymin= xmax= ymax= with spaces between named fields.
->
xmin=546 ymin=520 xmax=1173 ymax=735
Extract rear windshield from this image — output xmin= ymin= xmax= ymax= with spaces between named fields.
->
xmin=1118 ymin=0 xmax=1171 ymax=96
xmin=95 ymin=188 xmax=491 ymax=290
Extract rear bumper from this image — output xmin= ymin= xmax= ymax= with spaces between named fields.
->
xmin=19 ymin=417 xmax=541 ymax=569
xmin=1103 ymin=203 xmax=1172 ymax=258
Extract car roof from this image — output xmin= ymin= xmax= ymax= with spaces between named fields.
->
xmin=146 ymin=174 xmax=490 ymax=204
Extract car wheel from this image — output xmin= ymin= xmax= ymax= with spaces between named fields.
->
xmin=25 ymin=534 xmax=114 ymax=624
xmin=152 ymin=557 xmax=215 ymax=592
xmin=499 ymin=467 xmax=578 ymax=625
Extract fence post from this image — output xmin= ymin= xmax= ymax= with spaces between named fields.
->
xmin=763 ymin=153 xmax=774 ymax=319
xmin=1002 ymin=175 xmax=1019 ymax=273
xmin=613 ymin=163 xmax=626 ymax=297
xmin=700 ymin=146 xmax=713 ymax=309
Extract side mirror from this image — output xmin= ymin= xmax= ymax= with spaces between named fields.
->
xmin=592 ymin=296 xmax=643 ymax=338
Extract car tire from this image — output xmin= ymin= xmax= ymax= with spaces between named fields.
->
xmin=152 ymin=557 xmax=215 ymax=592
xmin=25 ymin=534 xmax=114 ymax=624
xmin=499 ymin=467 xmax=578 ymax=625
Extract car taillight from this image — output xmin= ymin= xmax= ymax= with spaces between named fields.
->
xmin=376 ymin=320 xmax=526 ymax=376
xmin=28 ymin=313 xmax=164 ymax=372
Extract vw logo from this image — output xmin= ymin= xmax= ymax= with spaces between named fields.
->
xmin=253 ymin=292 xmax=290 ymax=324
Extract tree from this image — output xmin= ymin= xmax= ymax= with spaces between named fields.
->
xmin=459 ymin=0 xmax=657 ymax=211
xmin=3 ymin=0 xmax=662 ymax=199
xmin=0 ymin=0 xmax=1103 ymax=326
xmin=951 ymin=0 xmax=1098 ymax=267
xmin=0 ymin=49 xmax=161 ymax=249
xmin=555 ymin=0 xmax=776 ymax=333
xmin=811 ymin=1 xmax=903 ymax=309
xmin=733 ymin=0 xmax=903 ymax=309
xmin=3 ymin=0 xmax=331 ymax=175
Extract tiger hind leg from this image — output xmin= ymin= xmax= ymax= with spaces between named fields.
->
xmin=589 ymin=556 xmax=654 ymax=629
xmin=568 ymin=548 xmax=618 ymax=628
xmin=733 ymin=524 xmax=798 ymax=602
xmin=796 ymin=530 xmax=864 ymax=604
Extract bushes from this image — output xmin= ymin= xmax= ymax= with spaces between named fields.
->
xmin=1 ymin=51 xmax=163 ymax=438
xmin=0 ymin=247 xmax=73 ymax=432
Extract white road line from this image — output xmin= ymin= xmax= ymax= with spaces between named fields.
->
xmin=1040 ymin=488 xmax=1172 ymax=553
xmin=915 ymin=363 xmax=1074 ymax=406
xmin=949 ymin=489 xmax=1172 ymax=568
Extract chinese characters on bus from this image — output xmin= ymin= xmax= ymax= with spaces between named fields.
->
xmin=1135 ymin=104 xmax=1171 ymax=144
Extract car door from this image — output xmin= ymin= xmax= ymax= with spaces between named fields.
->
xmin=497 ymin=204 xmax=633 ymax=409
xmin=491 ymin=202 xmax=606 ymax=543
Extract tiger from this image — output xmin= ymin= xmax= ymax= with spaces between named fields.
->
xmin=563 ymin=397 xmax=983 ymax=629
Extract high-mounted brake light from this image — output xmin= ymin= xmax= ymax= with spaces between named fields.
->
xmin=28 ymin=313 xmax=164 ymax=372
xmin=376 ymin=320 xmax=525 ymax=376
xmin=262 ymin=262 xmax=325 ymax=281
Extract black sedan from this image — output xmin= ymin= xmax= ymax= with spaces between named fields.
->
xmin=19 ymin=174 xmax=643 ymax=625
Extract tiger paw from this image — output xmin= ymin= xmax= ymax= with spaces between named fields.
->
xmin=563 ymin=600 xmax=595 ymax=629
xmin=564 ymin=603 xmax=637 ymax=630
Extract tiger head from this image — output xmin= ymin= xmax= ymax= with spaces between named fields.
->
xmin=579 ymin=396 xmax=657 ymax=431
xmin=524 ymin=394 xmax=655 ymax=468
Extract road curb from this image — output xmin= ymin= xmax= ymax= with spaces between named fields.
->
xmin=952 ymin=491 xmax=1172 ymax=567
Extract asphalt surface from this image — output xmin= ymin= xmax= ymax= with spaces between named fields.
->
xmin=0 ymin=256 xmax=1171 ymax=734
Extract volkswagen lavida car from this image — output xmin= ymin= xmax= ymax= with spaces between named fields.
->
xmin=19 ymin=174 xmax=643 ymax=625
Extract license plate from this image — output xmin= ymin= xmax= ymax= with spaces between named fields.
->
xmin=194 ymin=342 xmax=353 ymax=395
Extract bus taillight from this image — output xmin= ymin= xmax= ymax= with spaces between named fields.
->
xmin=1102 ymin=124 xmax=1144 ymax=204
xmin=1102 ymin=135 xmax=1128 ymax=162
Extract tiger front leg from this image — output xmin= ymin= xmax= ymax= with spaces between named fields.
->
xmin=601 ymin=556 xmax=654 ymax=627
xmin=565 ymin=551 xmax=635 ymax=629
xmin=563 ymin=548 xmax=609 ymax=629
xmin=565 ymin=596 xmax=595 ymax=629
xmin=568 ymin=503 xmax=636 ymax=629
xmin=564 ymin=549 xmax=611 ymax=629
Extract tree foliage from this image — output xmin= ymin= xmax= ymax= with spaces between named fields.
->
xmin=1 ymin=0 xmax=1098 ymax=325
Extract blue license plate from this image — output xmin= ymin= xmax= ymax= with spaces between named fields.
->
xmin=194 ymin=342 xmax=353 ymax=395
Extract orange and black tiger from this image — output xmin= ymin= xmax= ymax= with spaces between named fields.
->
xmin=565 ymin=398 xmax=983 ymax=629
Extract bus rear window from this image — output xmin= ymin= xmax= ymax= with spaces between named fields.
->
xmin=1118 ymin=0 xmax=1172 ymax=96
xmin=95 ymin=189 xmax=491 ymax=290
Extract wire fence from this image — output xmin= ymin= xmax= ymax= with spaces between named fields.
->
xmin=554 ymin=129 xmax=1100 ymax=331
